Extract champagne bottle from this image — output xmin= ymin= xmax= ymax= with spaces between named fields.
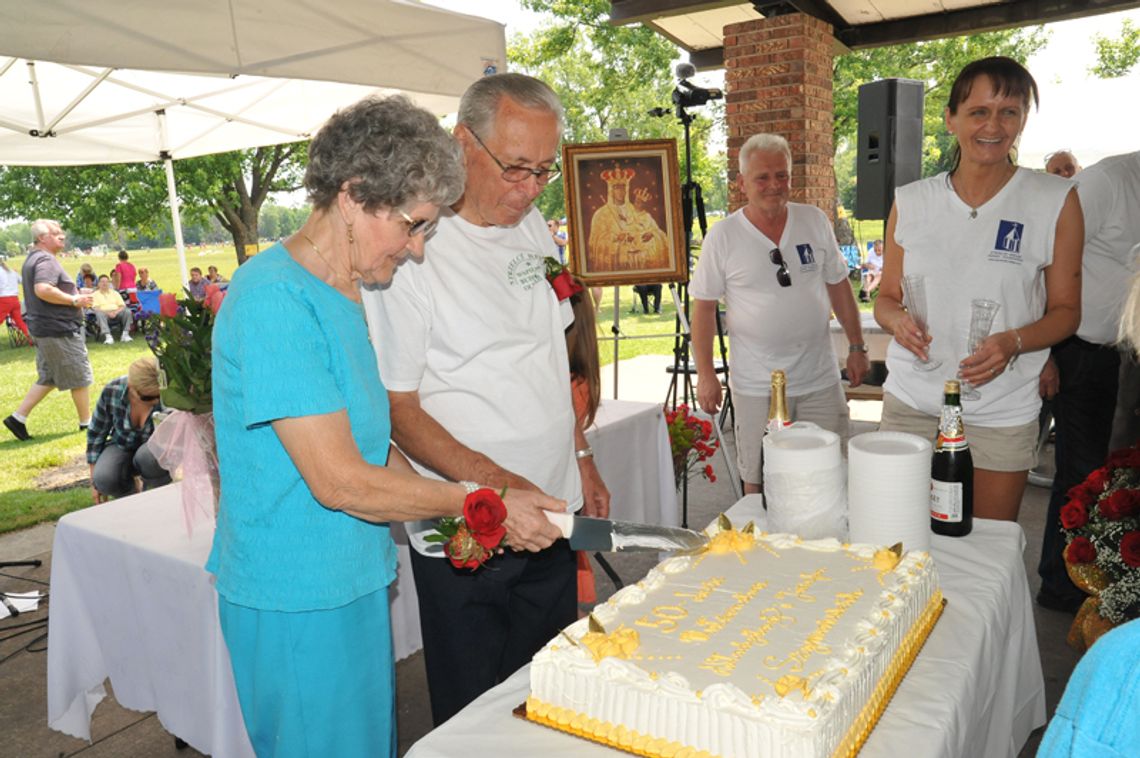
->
xmin=930 ymin=379 xmax=973 ymax=537
xmin=766 ymin=370 xmax=792 ymax=433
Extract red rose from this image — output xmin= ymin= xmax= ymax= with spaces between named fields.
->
xmin=1099 ymin=489 xmax=1140 ymax=521
xmin=1066 ymin=480 xmax=1098 ymax=508
xmin=1060 ymin=499 xmax=1089 ymax=530
xmin=1120 ymin=531 xmax=1140 ymax=568
xmin=1066 ymin=537 xmax=1096 ymax=564
xmin=463 ymin=488 xmax=508 ymax=550
xmin=446 ymin=526 xmax=488 ymax=570
xmin=548 ymin=270 xmax=583 ymax=302
xmin=1085 ymin=467 xmax=1111 ymax=493
xmin=1106 ymin=447 xmax=1140 ymax=469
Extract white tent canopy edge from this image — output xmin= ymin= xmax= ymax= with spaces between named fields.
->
xmin=0 ymin=0 xmax=506 ymax=283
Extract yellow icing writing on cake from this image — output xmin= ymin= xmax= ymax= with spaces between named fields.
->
xmin=763 ymin=590 xmax=864 ymax=672
xmin=581 ymin=625 xmax=640 ymax=662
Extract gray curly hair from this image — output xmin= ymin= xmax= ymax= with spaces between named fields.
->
xmin=305 ymin=95 xmax=464 ymax=212
xmin=457 ymin=73 xmax=564 ymax=138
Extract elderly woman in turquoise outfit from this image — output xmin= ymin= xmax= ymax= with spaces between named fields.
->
xmin=207 ymin=95 xmax=567 ymax=758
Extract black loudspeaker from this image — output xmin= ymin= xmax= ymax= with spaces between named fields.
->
xmin=855 ymin=78 xmax=924 ymax=220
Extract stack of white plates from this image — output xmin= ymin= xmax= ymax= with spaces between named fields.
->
xmin=763 ymin=427 xmax=846 ymax=540
xmin=847 ymin=431 xmax=932 ymax=551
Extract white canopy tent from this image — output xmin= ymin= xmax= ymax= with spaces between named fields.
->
xmin=0 ymin=0 xmax=506 ymax=282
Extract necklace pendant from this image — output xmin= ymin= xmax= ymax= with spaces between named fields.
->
xmin=969 ymin=208 xmax=977 ymax=219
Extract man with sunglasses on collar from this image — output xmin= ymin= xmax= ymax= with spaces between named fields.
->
xmin=690 ymin=133 xmax=867 ymax=494
xmin=362 ymin=72 xmax=610 ymax=726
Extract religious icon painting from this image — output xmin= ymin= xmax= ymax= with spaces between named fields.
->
xmin=562 ymin=139 xmax=686 ymax=287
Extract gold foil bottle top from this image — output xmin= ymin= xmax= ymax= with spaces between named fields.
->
xmin=943 ymin=379 xmax=961 ymax=394
xmin=768 ymin=369 xmax=791 ymax=431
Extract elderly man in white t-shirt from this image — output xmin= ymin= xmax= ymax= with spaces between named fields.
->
xmin=691 ymin=133 xmax=868 ymax=494
xmin=362 ymin=73 xmax=610 ymax=726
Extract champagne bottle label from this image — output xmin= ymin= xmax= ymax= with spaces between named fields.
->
xmin=930 ymin=480 xmax=964 ymax=522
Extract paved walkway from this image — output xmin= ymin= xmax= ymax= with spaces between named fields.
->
xmin=0 ymin=357 xmax=1079 ymax=756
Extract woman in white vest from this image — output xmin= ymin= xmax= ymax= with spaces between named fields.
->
xmin=874 ymin=56 xmax=1083 ymax=521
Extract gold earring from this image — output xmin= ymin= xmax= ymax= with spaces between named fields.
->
xmin=347 ymin=223 xmax=355 ymax=244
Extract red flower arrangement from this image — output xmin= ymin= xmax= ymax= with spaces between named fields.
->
xmin=544 ymin=257 xmax=582 ymax=302
xmin=1062 ymin=444 xmax=1140 ymax=624
xmin=664 ymin=404 xmax=719 ymax=486
xmin=426 ymin=488 xmax=509 ymax=570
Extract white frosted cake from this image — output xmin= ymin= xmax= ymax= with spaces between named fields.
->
xmin=526 ymin=519 xmax=943 ymax=758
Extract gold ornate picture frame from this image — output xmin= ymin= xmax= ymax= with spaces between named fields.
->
xmin=562 ymin=139 xmax=686 ymax=287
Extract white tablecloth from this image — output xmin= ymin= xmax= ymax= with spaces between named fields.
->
xmin=47 ymin=400 xmax=677 ymax=757
xmin=407 ymin=496 xmax=1046 ymax=758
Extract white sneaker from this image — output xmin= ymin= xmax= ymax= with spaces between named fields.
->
xmin=103 ymin=334 xmax=114 ymax=345
xmin=121 ymin=332 xmax=133 ymax=343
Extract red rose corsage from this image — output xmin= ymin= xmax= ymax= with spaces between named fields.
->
xmin=426 ymin=486 xmax=509 ymax=570
xmin=544 ymin=256 xmax=582 ymax=302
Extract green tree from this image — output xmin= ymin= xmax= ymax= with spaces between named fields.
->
xmin=832 ymin=29 xmax=1049 ymax=214
xmin=0 ymin=164 xmax=167 ymax=243
xmin=1090 ymin=18 xmax=1140 ymax=77
xmin=0 ymin=143 xmax=306 ymax=267
xmin=511 ymin=0 xmax=723 ymax=226
xmin=168 ymin=144 xmax=306 ymax=264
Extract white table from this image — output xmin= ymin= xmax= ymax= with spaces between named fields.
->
xmin=47 ymin=400 xmax=677 ymax=757
xmin=407 ymin=497 xmax=1046 ymax=758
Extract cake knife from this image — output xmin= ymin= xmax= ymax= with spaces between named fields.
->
xmin=544 ymin=512 xmax=707 ymax=552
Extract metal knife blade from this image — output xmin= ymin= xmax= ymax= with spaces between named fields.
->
xmin=545 ymin=513 xmax=707 ymax=552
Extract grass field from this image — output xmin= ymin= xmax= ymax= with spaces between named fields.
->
xmin=0 ymin=236 xmax=876 ymax=535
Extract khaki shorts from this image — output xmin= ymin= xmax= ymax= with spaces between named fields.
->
xmin=879 ymin=392 xmax=1038 ymax=472
xmin=733 ymin=383 xmax=850 ymax=484
xmin=35 ymin=333 xmax=94 ymax=390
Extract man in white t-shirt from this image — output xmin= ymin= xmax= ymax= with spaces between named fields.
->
xmin=860 ymin=239 xmax=884 ymax=302
xmin=690 ymin=133 xmax=868 ymax=493
xmin=1038 ymin=150 xmax=1140 ymax=613
xmin=362 ymin=73 xmax=610 ymax=726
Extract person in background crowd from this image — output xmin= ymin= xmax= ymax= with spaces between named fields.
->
xmin=547 ymin=218 xmax=568 ymax=264
xmin=1037 ymin=150 xmax=1140 ymax=612
xmin=1045 ymin=149 xmax=1082 ymax=178
xmin=0 ymin=254 xmax=31 ymax=343
xmin=632 ymin=283 xmax=662 ymax=314
xmin=136 ymin=267 xmax=158 ymax=291
xmin=691 ymin=132 xmax=868 ymax=495
xmin=362 ymin=73 xmax=609 ymax=727
xmin=91 ymin=275 xmax=132 ymax=344
xmin=4 ymin=219 xmax=94 ymax=441
xmin=875 ymin=56 xmax=1082 ymax=523
xmin=187 ymin=267 xmax=208 ymax=301
xmin=75 ymin=262 xmax=98 ymax=290
xmin=207 ymin=93 xmax=564 ymax=758
xmin=860 ymin=239 xmax=884 ymax=302
xmin=111 ymin=249 xmax=137 ymax=291
xmin=87 ymin=356 xmax=171 ymax=502
xmin=206 ymin=265 xmax=228 ymax=284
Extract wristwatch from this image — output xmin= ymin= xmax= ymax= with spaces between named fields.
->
xmin=849 ymin=343 xmax=868 ymax=354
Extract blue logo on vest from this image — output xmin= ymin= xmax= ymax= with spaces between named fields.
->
xmin=796 ymin=244 xmax=815 ymax=265
xmin=995 ymin=220 xmax=1023 ymax=253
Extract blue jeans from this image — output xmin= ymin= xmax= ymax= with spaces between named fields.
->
xmin=91 ymin=443 xmax=171 ymax=498
xmin=1038 ymin=337 xmax=1120 ymax=602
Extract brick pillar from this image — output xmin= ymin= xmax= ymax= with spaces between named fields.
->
xmin=724 ymin=13 xmax=836 ymax=220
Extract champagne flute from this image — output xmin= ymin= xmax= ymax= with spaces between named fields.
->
xmin=961 ymin=299 xmax=1001 ymax=400
xmin=901 ymin=274 xmax=942 ymax=371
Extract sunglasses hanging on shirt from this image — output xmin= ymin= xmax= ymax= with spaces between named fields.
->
xmin=769 ymin=247 xmax=792 ymax=288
